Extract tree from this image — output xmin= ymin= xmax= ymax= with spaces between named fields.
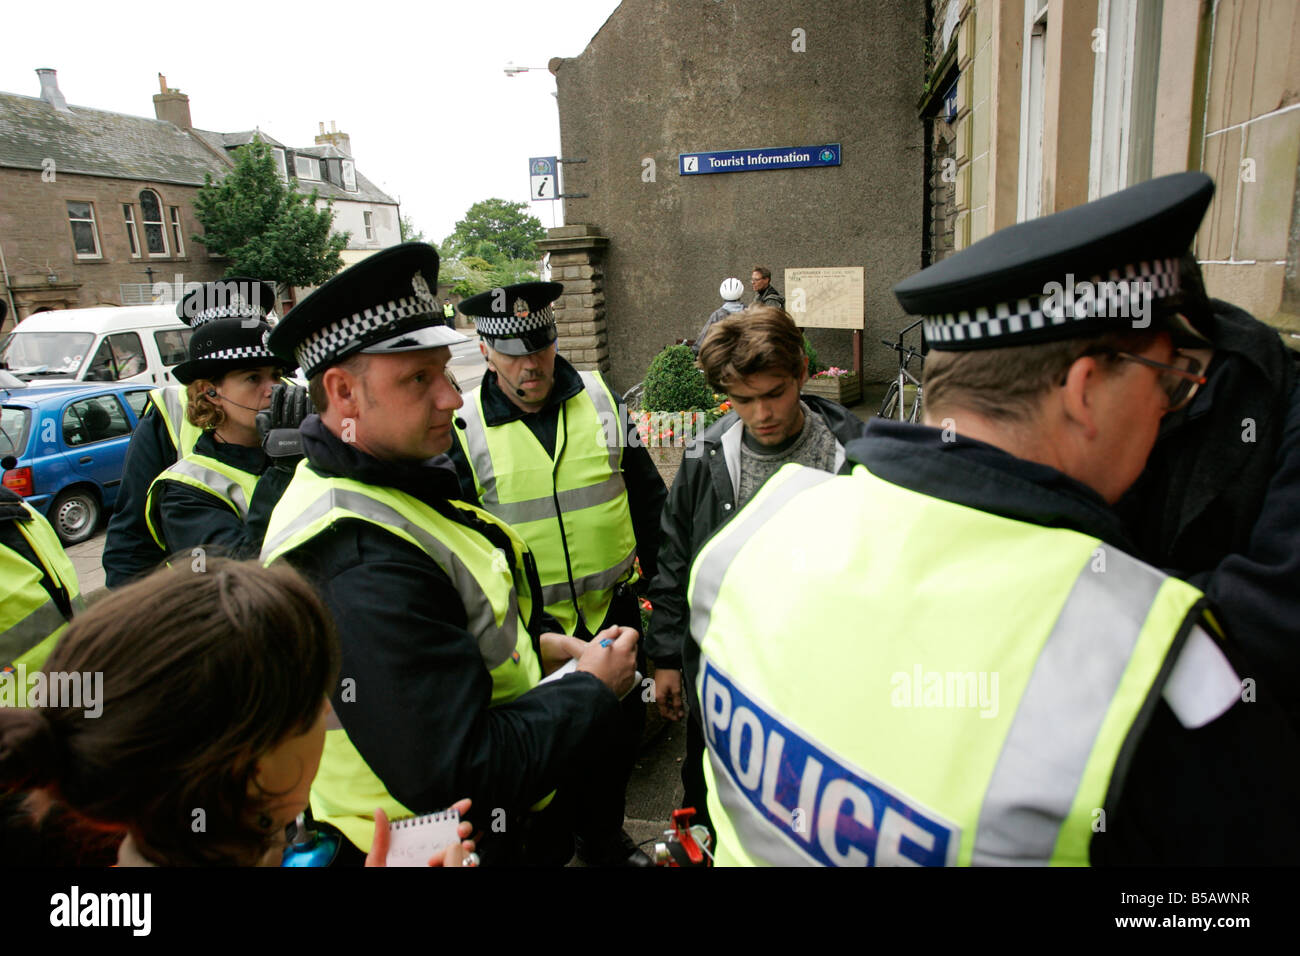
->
xmin=399 ymin=215 xmax=426 ymax=243
xmin=191 ymin=138 xmax=349 ymax=291
xmin=443 ymin=198 xmax=545 ymax=264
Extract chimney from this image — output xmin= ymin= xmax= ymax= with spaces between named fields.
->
xmin=35 ymin=68 xmax=71 ymax=113
xmin=314 ymin=119 xmax=352 ymax=157
xmin=153 ymin=73 xmax=193 ymax=129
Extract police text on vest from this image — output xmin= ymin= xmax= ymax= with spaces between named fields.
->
xmin=702 ymin=661 xmax=959 ymax=866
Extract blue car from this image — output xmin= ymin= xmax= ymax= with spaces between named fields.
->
xmin=1 ymin=371 xmax=154 ymax=545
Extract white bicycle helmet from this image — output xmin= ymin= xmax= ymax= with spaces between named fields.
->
xmin=720 ymin=277 xmax=745 ymax=301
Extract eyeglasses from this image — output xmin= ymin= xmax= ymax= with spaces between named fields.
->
xmin=1112 ymin=351 xmax=1207 ymax=412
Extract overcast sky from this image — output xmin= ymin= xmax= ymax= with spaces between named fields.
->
xmin=3 ymin=0 xmax=623 ymax=247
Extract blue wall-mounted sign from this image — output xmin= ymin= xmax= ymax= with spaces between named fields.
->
xmin=679 ymin=144 xmax=841 ymax=176
xmin=942 ymin=78 xmax=959 ymax=124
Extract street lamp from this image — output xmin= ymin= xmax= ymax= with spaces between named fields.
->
xmin=504 ymin=61 xmax=550 ymax=77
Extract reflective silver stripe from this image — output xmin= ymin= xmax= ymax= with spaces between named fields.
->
xmin=158 ymin=387 xmax=185 ymax=444
xmin=262 ymin=487 xmax=519 ymax=670
xmin=690 ymin=466 xmax=835 ymax=646
xmin=0 ymin=597 xmax=68 ymax=665
xmin=459 ymin=394 xmax=497 ymax=503
xmin=540 ymin=548 xmax=637 ymax=608
xmin=487 ymin=473 xmax=627 ymax=525
xmin=166 ymin=459 xmax=249 ymax=517
xmin=969 ymin=547 xmax=1167 ymax=865
xmin=578 ymin=371 xmax=622 ymax=474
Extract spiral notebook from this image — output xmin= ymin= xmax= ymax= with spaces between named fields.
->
xmin=385 ymin=808 xmax=461 ymax=867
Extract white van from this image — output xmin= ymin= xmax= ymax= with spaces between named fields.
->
xmin=0 ymin=305 xmax=193 ymax=387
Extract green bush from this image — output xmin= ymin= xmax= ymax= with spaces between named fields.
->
xmin=642 ymin=345 xmax=716 ymax=412
xmin=802 ymin=335 xmax=821 ymax=375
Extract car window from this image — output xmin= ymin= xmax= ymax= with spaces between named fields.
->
xmin=154 ymin=329 xmax=192 ymax=366
xmin=0 ymin=406 xmax=31 ymax=456
xmin=63 ymin=395 xmax=130 ymax=446
xmin=85 ymin=333 xmax=146 ymax=381
xmin=124 ymin=389 xmax=152 ymax=418
xmin=0 ymin=331 xmax=94 ymax=377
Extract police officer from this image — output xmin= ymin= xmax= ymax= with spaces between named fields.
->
xmin=450 ymin=281 xmax=666 ymax=866
xmin=1 ymin=484 xmax=81 ymax=676
xmin=144 ymin=316 xmax=303 ymax=560
xmin=688 ymin=172 xmax=1300 ymax=865
xmin=259 ymin=243 xmax=638 ymax=864
xmin=102 ymin=278 xmax=274 ymax=586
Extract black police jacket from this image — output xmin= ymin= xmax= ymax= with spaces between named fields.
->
xmin=645 ymin=395 xmax=869 ymax=681
xmin=278 ymin=416 xmax=621 ymax=853
xmin=1118 ymin=299 xmax=1300 ymax=729
xmin=101 ymin=408 xmax=174 ymax=588
xmin=149 ymin=432 xmax=292 ymax=561
xmin=852 ymin=419 xmax=1300 ymax=865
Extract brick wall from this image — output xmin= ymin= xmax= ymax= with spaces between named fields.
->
xmin=0 ymin=168 xmax=223 ymax=326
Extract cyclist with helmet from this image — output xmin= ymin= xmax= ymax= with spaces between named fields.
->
xmin=692 ymin=277 xmax=747 ymax=355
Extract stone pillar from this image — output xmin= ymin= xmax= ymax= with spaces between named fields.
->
xmin=537 ymin=224 xmax=609 ymax=372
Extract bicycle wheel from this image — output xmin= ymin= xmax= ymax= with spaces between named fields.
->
xmin=622 ymin=381 xmax=644 ymax=413
xmin=907 ymin=386 xmax=923 ymax=424
xmin=878 ymin=382 xmax=900 ymax=420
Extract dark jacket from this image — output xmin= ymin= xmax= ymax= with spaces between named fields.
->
xmin=276 ymin=416 xmax=621 ymax=855
xmin=753 ymin=285 xmax=784 ymax=310
xmin=1118 ymin=299 xmax=1300 ymax=727
xmin=693 ymin=301 xmax=745 ymax=355
xmin=645 ymin=394 xmax=869 ymax=681
xmin=852 ymin=419 xmax=1300 ymax=865
xmin=446 ymin=356 xmax=667 ymax=637
xmin=150 ymin=432 xmax=293 ymax=561
xmin=101 ymin=408 xmax=174 ymax=588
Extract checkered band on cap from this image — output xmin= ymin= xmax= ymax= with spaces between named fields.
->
xmin=475 ymin=304 xmax=556 ymax=339
xmin=200 ymin=345 xmax=277 ymax=362
xmin=922 ymin=257 xmax=1181 ymax=345
xmin=295 ymin=293 xmax=438 ymax=375
xmin=191 ymin=302 xmax=269 ymax=328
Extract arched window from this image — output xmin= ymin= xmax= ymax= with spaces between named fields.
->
xmin=139 ymin=189 xmax=168 ymax=256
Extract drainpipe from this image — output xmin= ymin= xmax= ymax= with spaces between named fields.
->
xmin=0 ymin=239 xmax=20 ymax=330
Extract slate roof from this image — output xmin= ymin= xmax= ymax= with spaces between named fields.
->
xmin=0 ymin=90 xmax=396 ymax=204
xmin=0 ymin=92 xmax=231 ymax=185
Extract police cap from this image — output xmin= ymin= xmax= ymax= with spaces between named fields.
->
xmin=894 ymin=172 xmax=1215 ymax=350
xmin=459 ymin=281 xmax=562 ymax=356
xmin=177 ymin=277 xmax=276 ymax=328
xmin=267 ymin=243 xmax=466 ymax=378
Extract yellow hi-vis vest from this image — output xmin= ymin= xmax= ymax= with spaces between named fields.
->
xmin=688 ymin=462 xmax=1206 ymax=867
xmin=259 ymin=462 xmax=548 ymax=851
xmin=148 ymin=385 xmax=202 ymax=458
xmin=454 ymin=371 xmax=637 ymax=634
xmin=1 ymin=500 xmax=83 ymax=674
xmin=144 ymin=451 xmax=260 ymax=551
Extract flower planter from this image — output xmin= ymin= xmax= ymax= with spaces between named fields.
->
xmin=802 ymin=372 xmax=861 ymax=405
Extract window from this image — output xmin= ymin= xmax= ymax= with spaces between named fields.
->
xmin=63 ymin=395 xmax=131 ymax=446
xmin=1017 ymin=4 xmax=1049 ymax=222
xmin=67 ymin=201 xmax=101 ymax=258
xmin=85 ymin=333 xmax=146 ymax=382
xmin=363 ymin=210 xmax=374 ymax=240
xmin=294 ymin=155 xmax=320 ymax=180
xmin=153 ymin=328 xmax=192 ymax=367
xmin=169 ymin=207 xmax=185 ymax=257
xmin=272 ymin=147 xmax=288 ymax=181
xmin=139 ymin=189 xmax=168 ymax=256
xmin=0 ymin=407 xmax=31 ymax=457
xmin=341 ymin=159 xmax=357 ymax=192
xmin=122 ymin=204 xmax=140 ymax=257
xmin=1088 ymin=0 xmax=1163 ymax=199
xmin=123 ymin=388 xmax=152 ymax=418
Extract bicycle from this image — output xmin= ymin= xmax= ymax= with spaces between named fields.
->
xmin=878 ymin=318 xmax=926 ymax=423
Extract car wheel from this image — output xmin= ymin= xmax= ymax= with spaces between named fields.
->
xmin=50 ymin=488 xmax=101 ymax=546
